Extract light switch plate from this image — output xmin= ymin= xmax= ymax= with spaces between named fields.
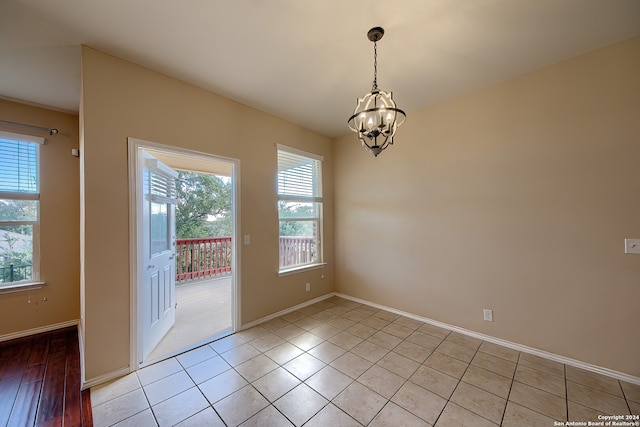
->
xmin=243 ymin=235 xmax=251 ymax=245
xmin=624 ymin=239 xmax=640 ymax=254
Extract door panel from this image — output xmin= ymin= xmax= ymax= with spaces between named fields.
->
xmin=150 ymin=270 xmax=159 ymax=325
xmin=162 ymin=264 xmax=173 ymax=315
xmin=140 ymin=152 xmax=178 ymax=361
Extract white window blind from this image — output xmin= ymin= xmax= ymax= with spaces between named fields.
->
xmin=277 ymin=147 xmax=322 ymax=202
xmin=149 ymin=170 xmax=177 ymax=204
xmin=0 ymin=135 xmax=40 ymax=196
xmin=146 ymin=158 xmax=178 ymax=205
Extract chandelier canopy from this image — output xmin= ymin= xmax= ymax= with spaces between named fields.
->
xmin=347 ymin=27 xmax=406 ymax=157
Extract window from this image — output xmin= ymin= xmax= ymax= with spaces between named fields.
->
xmin=0 ymin=131 xmax=43 ymax=287
xmin=277 ymin=145 xmax=323 ymax=272
xmin=147 ymin=163 xmax=177 ymax=255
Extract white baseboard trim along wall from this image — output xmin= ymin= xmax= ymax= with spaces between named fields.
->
xmin=16 ymin=291 xmax=635 ymax=390
xmin=333 ymin=292 xmax=640 ymax=386
xmin=241 ymin=291 xmax=640 ymax=386
xmin=82 ymin=366 xmax=132 ymax=390
xmin=0 ymin=319 xmax=79 ymax=343
xmin=241 ymin=293 xmax=335 ymax=330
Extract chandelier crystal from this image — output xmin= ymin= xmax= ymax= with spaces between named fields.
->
xmin=348 ymin=27 xmax=406 ymax=157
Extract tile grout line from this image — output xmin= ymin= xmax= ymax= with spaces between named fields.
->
xmin=230 ymin=343 xmax=344 ymax=426
xmin=618 ymin=378 xmax=633 ymax=416
xmin=191 ymin=355 xmax=228 ymax=426
xmin=355 ymin=336 xmax=412 ymax=426
xmin=501 ymin=350 xmax=522 ymax=426
xmin=437 ymin=337 xmax=502 ymax=427
xmin=286 ymin=307 xmax=393 ymax=425
xmin=509 ymin=352 xmax=570 ymax=423
xmin=374 ymin=323 xmax=411 ymax=422
xmin=427 ymin=333 xmax=459 ymax=427
xmin=359 ymin=314 xmax=434 ymax=425
xmin=138 ymin=371 xmax=158 ymax=426
xmin=298 ymin=309 xmax=468 ymax=425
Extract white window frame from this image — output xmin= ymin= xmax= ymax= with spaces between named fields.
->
xmin=0 ymin=130 xmax=44 ymax=293
xmin=277 ymin=144 xmax=324 ymax=275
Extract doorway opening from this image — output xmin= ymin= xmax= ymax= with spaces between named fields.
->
xmin=128 ymin=138 xmax=240 ymax=368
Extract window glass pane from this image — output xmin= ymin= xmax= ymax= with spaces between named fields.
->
xmin=278 ymin=201 xmax=318 ymax=220
xmin=150 ymin=202 xmax=169 ymax=254
xmin=0 ymin=199 xmax=38 ymax=222
xmin=0 ymin=224 xmax=33 ymax=283
xmin=279 ymin=222 xmax=319 ymax=268
xmin=279 ymin=203 xmax=320 ymax=268
xmin=279 ymin=201 xmax=319 ymax=240
xmin=279 ymin=219 xmax=317 ymax=238
xmin=0 ymin=138 xmax=39 ymax=193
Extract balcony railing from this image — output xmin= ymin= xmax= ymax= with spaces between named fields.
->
xmin=2 ymin=237 xmax=317 ymax=285
xmin=175 ymin=236 xmax=317 ymax=283
xmin=176 ymin=237 xmax=232 ymax=283
xmin=279 ymin=236 xmax=316 ymax=268
xmin=0 ymin=263 xmax=33 ymax=284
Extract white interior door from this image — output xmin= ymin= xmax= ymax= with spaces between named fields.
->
xmin=140 ymin=153 xmax=178 ymax=361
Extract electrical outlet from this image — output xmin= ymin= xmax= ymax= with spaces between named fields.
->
xmin=305 ymin=283 xmax=310 ymax=292
xmin=483 ymin=309 xmax=493 ymax=322
xmin=625 ymin=239 xmax=640 ymax=254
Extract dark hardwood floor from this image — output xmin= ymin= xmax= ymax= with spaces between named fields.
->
xmin=0 ymin=326 xmax=92 ymax=426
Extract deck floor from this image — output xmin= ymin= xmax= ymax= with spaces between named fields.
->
xmin=146 ymin=276 xmax=232 ymax=362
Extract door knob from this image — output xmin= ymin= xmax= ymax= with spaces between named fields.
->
xmin=147 ymin=265 xmax=155 ymax=270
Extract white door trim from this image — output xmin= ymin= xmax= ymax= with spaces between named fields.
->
xmin=127 ymin=137 xmax=241 ymax=370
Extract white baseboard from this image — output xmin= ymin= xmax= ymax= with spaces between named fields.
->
xmin=240 ymin=293 xmax=335 ymax=330
xmin=0 ymin=319 xmax=79 ymax=343
xmin=335 ymin=293 xmax=640 ymax=386
xmin=82 ymin=367 xmax=132 ymax=390
xmin=83 ymin=295 xmax=337 ymax=390
xmin=79 ymin=291 xmax=640 ymax=391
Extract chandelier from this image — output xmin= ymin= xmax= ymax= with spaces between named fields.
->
xmin=347 ymin=27 xmax=406 ymax=157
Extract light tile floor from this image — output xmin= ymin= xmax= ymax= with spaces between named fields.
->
xmin=91 ymin=296 xmax=640 ymax=426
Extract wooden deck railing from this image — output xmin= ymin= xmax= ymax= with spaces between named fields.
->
xmin=176 ymin=237 xmax=232 ymax=283
xmin=176 ymin=235 xmax=317 ymax=282
xmin=279 ymin=236 xmax=316 ymax=268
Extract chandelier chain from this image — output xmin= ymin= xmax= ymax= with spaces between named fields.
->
xmin=372 ymin=40 xmax=378 ymax=90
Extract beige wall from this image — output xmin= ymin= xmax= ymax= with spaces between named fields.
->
xmin=0 ymin=99 xmax=80 ymax=335
xmin=80 ymin=47 xmax=334 ymax=381
xmin=334 ymin=37 xmax=640 ymax=376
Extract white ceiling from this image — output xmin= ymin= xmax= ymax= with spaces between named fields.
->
xmin=1 ymin=0 xmax=639 ymax=138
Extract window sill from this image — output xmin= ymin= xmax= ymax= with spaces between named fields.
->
xmin=278 ymin=263 xmax=326 ymax=277
xmin=0 ymin=281 xmax=45 ymax=295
